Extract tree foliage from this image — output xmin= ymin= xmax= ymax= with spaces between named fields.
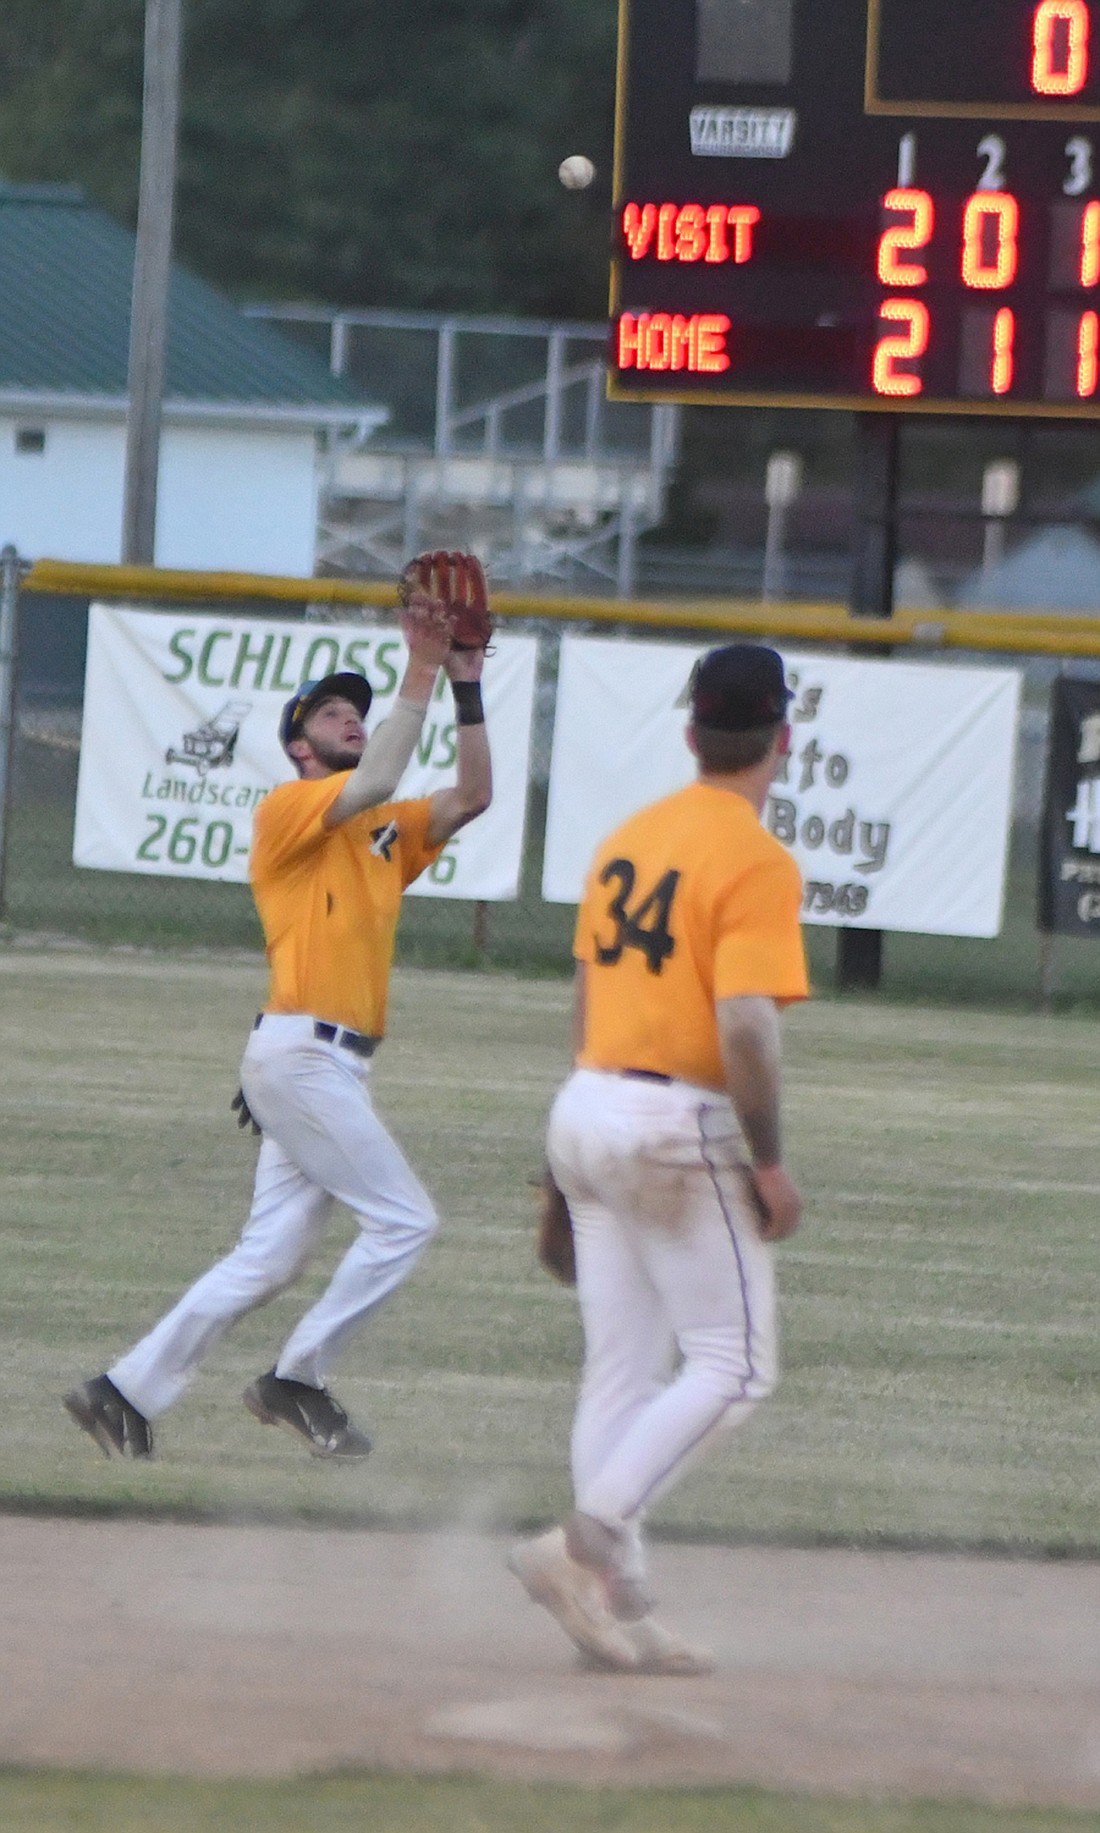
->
xmin=0 ymin=0 xmax=618 ymax=316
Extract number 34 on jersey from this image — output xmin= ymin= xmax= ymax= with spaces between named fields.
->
xmin=593 ymin=858 xmax=681 ymax=975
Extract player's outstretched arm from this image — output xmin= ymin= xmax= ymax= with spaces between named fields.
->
xmin=717 ymin=993 xmax=802 ymax=1241
xmin=426 ymin=643 xmax=492 ymax=845
xmin=326 ymin=600 xmax=452 ymax=826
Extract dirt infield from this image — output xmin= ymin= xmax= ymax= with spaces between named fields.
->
xmin=5 ymin=1514 xmax=1100 ymax=1809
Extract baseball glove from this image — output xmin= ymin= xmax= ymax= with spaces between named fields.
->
xmin=398 ymin=550 xmax=493 ymax=651
xmin=231 ymin=1087 xmax=261 ymax=1136
xmin=535 ymin=1166 xmax=577 ymax=1286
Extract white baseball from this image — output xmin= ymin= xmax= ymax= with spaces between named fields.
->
xmin=558 ymin=154 xmax=596 ymax=191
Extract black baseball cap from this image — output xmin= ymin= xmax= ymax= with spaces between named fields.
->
xmin=688 ymin=643 xmax=793 ymax=732
xmin=278 ymin=672 xmax=373 ymax=753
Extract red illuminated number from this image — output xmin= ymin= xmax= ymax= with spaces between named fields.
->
xmin=961 ymin=193 xmax=1019 ymax=289
xmin=877 ymin=188 xmax=934 ymax=286
xmin=991 ymin=307 xmax=1016 ymax=393
xmin=872 ymin=299 xmax=929 ymax=396
xmin=1079 ymin=309 xmax=1100 ymax=392
xmin=1032 ymin=0 xmax=1090 ymax=96
xmin=1081 ymin=199 xmax=1100 ymax=282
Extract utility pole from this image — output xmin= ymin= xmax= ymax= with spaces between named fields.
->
xmin=121 ymin=0 xmax=184 ymax=564
xmin=0 ymin=546 xmax=24 ymax=919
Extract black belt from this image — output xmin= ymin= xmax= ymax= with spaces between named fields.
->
xmin=620 ymin=1068 xmax=672 ymax=1084
xmin=254 ymin=1014 xmax=380 ymax=1058
xmin=313 ymin=1022 xmax=379 ymax=1057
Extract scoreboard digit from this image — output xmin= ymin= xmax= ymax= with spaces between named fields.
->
xmin=609 ymin=0 xmax=1100 ymax=413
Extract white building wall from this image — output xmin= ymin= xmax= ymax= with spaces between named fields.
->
xmin=0 ymin=415 xmax=321 ymax=574
xmin=156 ymin=425 xmax=320 ymax=573
xmin=0 ymin=419 xmax=125 ymax=564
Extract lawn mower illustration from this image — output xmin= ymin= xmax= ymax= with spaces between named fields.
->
xmin=165 ymin=701 xmax=252 ymax=774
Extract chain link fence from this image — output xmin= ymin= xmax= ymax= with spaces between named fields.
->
xmin=5 ymin=585 xmax=573 ymax=970
xmin=6 ymin=571 xmax=1100 ymax=1007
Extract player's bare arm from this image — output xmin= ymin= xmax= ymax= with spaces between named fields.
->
xmin=425 ymin=643 xmax=493 ymax=845
xmin=717 ymin=992 xmax=802 ymax=1241
xmin=324 ymin=600 xmax=454 ymax=827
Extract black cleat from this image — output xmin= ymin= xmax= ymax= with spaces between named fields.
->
xmin=242 ymin=1370 xmax=372 ymax=1459
xmin=63 ymin=1375 xmax=154 ymax=1459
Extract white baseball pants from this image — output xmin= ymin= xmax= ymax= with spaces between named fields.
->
xmin=110 ymin=1014 xmax=438 ymax=1418
xmin=547 ymin=1067 xmax=777 ymax=1580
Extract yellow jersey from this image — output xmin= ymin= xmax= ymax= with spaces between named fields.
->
xmin=575 ymin=780 xmax=808 ymax=1091
xmin=250 ymin=776 xmax=441 ymax=1036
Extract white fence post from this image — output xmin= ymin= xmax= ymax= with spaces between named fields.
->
xmin=763 ymin=449 xmax=803 ymax=600
xmin=981 ymin=459 xmax=1020 ymax=581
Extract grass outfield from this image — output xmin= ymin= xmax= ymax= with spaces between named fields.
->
xmin=4 ymin=1771 xmax=1100 ymax=1833
xmin=2 ymin=945 xmax=1099 ymax=1550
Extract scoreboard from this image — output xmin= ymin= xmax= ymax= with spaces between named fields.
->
xmin=609 ymin=0 xmax=1100 ymax=413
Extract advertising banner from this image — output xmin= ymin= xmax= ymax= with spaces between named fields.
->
xmin=73 ymin=605 xmax=537 ymax=899
xmin=1038 ymin=674 xmax=1100 ymax=936
xmin=543 ymin=636 xmax=1020 ymax=937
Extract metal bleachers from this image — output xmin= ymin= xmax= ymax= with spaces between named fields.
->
xmin=244 ymin=306 xmax=680 ymax=594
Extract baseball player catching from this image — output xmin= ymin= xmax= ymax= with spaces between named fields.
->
xmin=64 ymin=553 xmax=493 ymax=1461
xmin=510 ymin=642 xmax=809 ymax=1674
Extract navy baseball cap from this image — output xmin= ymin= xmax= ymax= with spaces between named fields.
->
xmin=279 ymin=672 xmax=373 ymax=753
xmin=688 ymin=643 xmax=793 ymax=732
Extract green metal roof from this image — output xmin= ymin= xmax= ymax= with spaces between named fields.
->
xmin=0 ymin=183 xmax=372 ymax=413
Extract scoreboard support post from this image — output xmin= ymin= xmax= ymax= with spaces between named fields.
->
xmin=838 ymin=412 xmax=900 ymax=988
xmin=836 ymin=914 xmax=887 ymax=988
xmin=850 ymin=414 xmax=900 ymax=621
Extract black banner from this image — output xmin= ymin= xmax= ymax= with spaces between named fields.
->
xmin=1038 ymin=676 xmax=1100 ymax=935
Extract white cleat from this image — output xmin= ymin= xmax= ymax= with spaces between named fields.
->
xmin=508 ymin=1528 xmax=640 ymax=1671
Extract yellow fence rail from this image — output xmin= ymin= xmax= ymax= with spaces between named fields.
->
xmin=22 ymin=554 xmax=1100 ymax=658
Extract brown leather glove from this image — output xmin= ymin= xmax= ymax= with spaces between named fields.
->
xmin=231 ymin=1088 xmax=261 ymax=1136
xmin=536 ymin=1166 xmax=577 ymax=1286
xmin=398 ymin=550 xmax=493 ymax=651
